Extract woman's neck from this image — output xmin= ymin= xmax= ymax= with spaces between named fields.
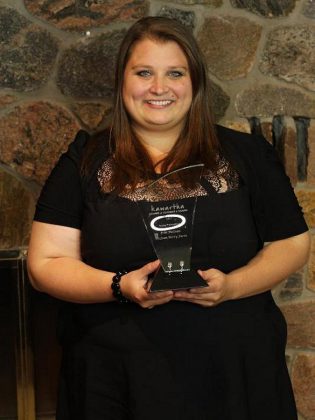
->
xmin=133 ymin=125 xmax=180 ymax=163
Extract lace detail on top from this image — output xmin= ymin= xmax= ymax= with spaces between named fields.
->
xmin=203 ymin=156 xmax=240 ymax=194
xmin=97 ymin=156 xmax=240 ymax=202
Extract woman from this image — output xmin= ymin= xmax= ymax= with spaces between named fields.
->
xmin=27 ymin=16 xmax=310 ymax=420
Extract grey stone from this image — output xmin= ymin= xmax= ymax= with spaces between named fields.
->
xmin=24 ymin=0 xmax=148 ymax=31
xmin=209 ymin=81 xmax=230 ymax=122
xmin=158 ymin=6 xmax=195 ymax=29
xmin=279 ymin=272 xmax=303 ymax=301
xmin=0 ymin=6 xmax=28 ymax=43
xmin=236 ymin=85 xmax=315 ymax=118
xmin=0 ymin=7 xmax=59 ymax=92
xmin=230 ymin=0 xmax=296 ymax=18
xmin=0 ymin=169 xmax=35 ymax=249
xmin=303 ymin=0 xmax=315 ymax=18
xmin=57 ymin=31 xmax=125 ymax=98
xmin=260 ymin=26 xmax=315 ymax=92
xmin=198 ymin=16 xmax=262 ymax=80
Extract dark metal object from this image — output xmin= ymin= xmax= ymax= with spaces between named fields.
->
xmin=272 ymin=115 xmax=285 ymax=163
xmin=248 ymin=116 xmax=262 ymax=135
xmin=0 ymin=249 xmax=36 ymax=420
xmin=294 ymin=117 xmax=310 ymax=182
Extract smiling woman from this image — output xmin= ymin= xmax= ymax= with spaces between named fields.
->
xmin=27 ymin=16 xmax=310 ymax=420
xmin=122 ymin=39 xmax=193 ymax=145
xmin=110 ymin=16 xmax=219 ymax=194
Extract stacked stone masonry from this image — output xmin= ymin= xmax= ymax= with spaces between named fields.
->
xmin=0 ymin=1 xmax=314 ymax=419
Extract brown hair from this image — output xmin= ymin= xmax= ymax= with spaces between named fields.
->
xmin=109 ymin=16 xmax=219 ymax=193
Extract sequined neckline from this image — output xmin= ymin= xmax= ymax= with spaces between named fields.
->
xmin=97 ymin=156 xmax=240 ymax=202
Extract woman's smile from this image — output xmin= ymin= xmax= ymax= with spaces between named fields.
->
xmin=145 ymin=99 xmax=174 ymax=108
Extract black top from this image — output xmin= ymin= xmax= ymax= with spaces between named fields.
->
xmin=34 ymin=125 xmax=307 ymax=419
xmin=34 ymin=123 xmax=308 ymax=332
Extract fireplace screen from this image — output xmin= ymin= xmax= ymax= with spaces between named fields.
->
xmin=0 ymin=249 xmax=61 ymax=420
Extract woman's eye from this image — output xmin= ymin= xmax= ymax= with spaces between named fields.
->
xmin=136 ymin=70 xmax=151 ymax=78
xmin=168 ymin=71 xmax=184 ymax=78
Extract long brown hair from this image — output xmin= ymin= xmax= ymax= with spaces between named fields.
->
xmin=110 ymin=16 xmax=219 ymax=193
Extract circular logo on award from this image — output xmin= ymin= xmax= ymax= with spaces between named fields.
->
xmin=150 ymin=214 xmax=186 ymax=232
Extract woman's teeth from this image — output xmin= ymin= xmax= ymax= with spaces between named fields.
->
xmin=146 ymin=100 xmax=172 ymax=106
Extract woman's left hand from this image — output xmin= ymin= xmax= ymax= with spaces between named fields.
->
xmin=173 ymin=268 xmax=235 ymax=307
xmin=174 ymin=233 xmax=311 ymax=307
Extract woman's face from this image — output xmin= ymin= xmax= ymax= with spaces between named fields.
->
xmin=122 ymin=38 xmax=193 ymax=136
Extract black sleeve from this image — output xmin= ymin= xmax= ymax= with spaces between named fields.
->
xmin=34 ymin=130 xmax=90 ymax=229
xmin=255 ymin=135 xmax=308 ymax=242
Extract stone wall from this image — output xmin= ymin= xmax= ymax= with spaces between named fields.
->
xmin=0 ymin=0 xmax=314 ymax=418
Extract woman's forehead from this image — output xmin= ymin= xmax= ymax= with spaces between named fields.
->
xmin=125 ymin=38 xmax=188 ymax=67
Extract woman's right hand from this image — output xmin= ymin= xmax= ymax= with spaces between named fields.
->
xmin=120 ymin=260 xmax=174 ymax=309
xmin=28 ymin=222 xmax=173 ymax=306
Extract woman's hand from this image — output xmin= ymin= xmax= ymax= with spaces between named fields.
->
xmin=174 ymin=232 xmax=311 ymax=307
xmin=173 ymin=268 xmax=234 ymax=307
xmin=27 ymin=223 xmax=172 ymax=305
xmin=120 ymin=260 xmax=174 ymax=309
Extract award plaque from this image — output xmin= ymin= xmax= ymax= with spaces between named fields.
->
xmin=138 ymin=164 xmax=207 ymax=292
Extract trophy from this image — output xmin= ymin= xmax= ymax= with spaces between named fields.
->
xmin=138 ymin=164 xmax=207 ymax=292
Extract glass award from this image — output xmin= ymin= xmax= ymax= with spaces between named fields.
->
xmin=138 ymin=164 xmax=207 ymax=292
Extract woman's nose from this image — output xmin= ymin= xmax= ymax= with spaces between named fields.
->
xmin=149 ymin=76 xmax=169 ymax=95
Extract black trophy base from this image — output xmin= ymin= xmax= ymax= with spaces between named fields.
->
xmin=149 ymin=266 xmax=207 ymax=292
